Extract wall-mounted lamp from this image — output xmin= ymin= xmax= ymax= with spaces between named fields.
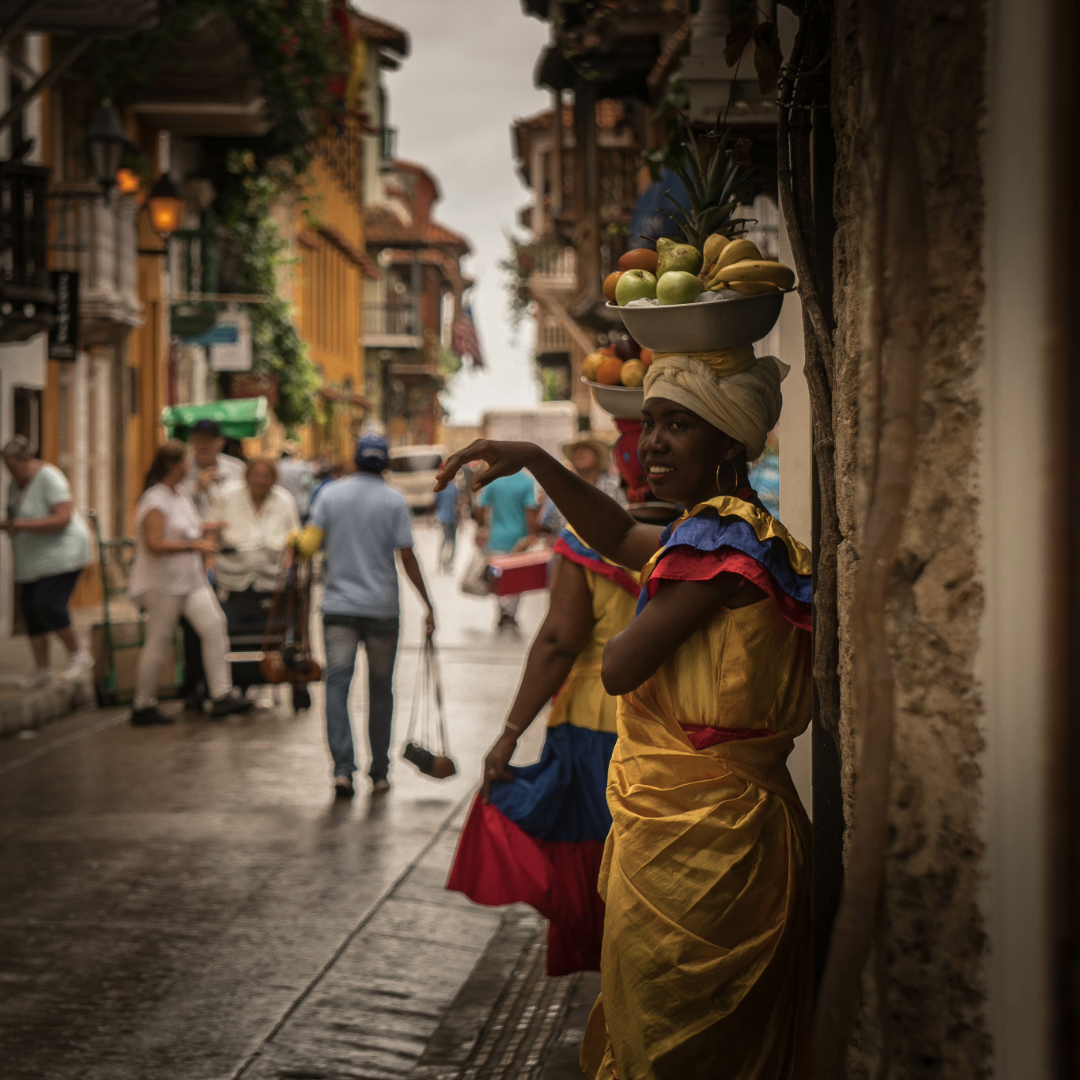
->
xmin=148 ymin=174 xmax=183 ymax=237
xmin=86 ymin=100 xmax=132 ymax=192
xmin=138 ymin=173 xmax=185 ymax=256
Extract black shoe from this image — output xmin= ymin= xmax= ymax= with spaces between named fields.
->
xmin=333 ymin=776 xmax=355 ymax=799
xmin=210 ymin=694 xmax=255 ymax=718
xmin=183 ymin=693 xmax=206 ymax=712
xmin=130 ymin=706 xmax=174 ymax=726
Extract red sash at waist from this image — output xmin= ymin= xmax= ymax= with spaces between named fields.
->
xmin=679 ymin=723 xmax=771 ymax=750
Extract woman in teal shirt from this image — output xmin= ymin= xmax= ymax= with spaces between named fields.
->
xmin=476 ymin=471 xmax=538 ymax=629
xmin=1 ymin=436 xmax=92 ymax=688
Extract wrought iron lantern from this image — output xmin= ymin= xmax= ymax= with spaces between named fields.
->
xmin=147 ymin=173 xmax=183 ymax=238
xmin=86 ymin=100 xmax=131 ymax=192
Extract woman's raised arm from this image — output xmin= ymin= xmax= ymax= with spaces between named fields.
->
xmin=435 ymin=440 xmax=661 ymax=572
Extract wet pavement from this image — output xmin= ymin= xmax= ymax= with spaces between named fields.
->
xmin=0 ymin=523 xmax=561 ymax=1080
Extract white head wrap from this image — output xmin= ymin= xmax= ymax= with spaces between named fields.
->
xmin=642 ymin=345 xmax=789 ymax=461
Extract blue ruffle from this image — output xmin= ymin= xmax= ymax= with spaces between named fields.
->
xmin=637 ymin=512 xmax=813 ymax=617
xmin=487 ymin=723 xmax=616 ymax=843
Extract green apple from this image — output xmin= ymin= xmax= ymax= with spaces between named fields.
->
xmin=656 ymin=236 xmax=703 ymax=276
xmin=615 ymin=269 xmax=657 ymax=305
xmin=656 ymin=270 xmax=703 ymax=305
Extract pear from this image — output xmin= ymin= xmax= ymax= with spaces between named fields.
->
xmin=656 ymin=236 xmax=703 ymax=276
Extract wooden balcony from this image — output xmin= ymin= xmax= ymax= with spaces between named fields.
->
xmin=0 ymin=162 xmax=53 ymax=343
xmin=49 ymin=183 xmax=141 ymax=345
xmin=364 ymin=301 xmax=422 ymax=349
xmin=528 ymin=245 xmax=576 ymax=294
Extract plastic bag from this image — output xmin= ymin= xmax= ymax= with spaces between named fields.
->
xmin=402 ymin=638 xmax=457 ymax=780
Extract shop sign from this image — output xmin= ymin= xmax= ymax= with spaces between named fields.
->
xmin=48 ymin=270 xmax=79 ymax=361
xmin=207 ymin=311 xmax=252 ymax=372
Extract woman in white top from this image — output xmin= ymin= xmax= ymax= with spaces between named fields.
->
xmin=129 ymin=441 xmax=252 ymax=726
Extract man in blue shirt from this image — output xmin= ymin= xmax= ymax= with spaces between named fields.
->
xmin=299 ymin=434 xmax=435 ymax=798
xmin=476 ymin=471 xmax=537 ymax=629
xmin=433 ymin=473 xmax=460 ymax=573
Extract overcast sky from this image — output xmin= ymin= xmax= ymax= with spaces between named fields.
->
xmin=357 ymin=0 xmax=551 ymax=426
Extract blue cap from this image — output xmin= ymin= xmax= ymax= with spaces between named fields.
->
xmin=355 ymin=433 xmax=390 ymax=471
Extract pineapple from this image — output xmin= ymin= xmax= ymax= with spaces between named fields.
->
xmin=661 ymin=114 xmax=755 ymax=250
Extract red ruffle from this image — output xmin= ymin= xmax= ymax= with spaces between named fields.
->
xmin=446 ymin=795 xmax=607 ymax=976
xmin=553 ymin=536 xmax=640 ymax=598
xmin=647 ymin=547 xmax=812 ymax=632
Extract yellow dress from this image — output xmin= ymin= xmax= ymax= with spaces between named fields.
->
xmin=581 ymin=496 xmax=813 ymax=1080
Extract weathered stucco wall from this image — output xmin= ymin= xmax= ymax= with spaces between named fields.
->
xmin=830 ymin=1 xmax=990 ymax=1075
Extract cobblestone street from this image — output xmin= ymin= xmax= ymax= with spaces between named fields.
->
xmin=0 ymin=525 xmax=583 ymax=1080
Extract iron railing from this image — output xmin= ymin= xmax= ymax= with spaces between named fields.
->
xmin=365 ymin=301 xmax=418 ymax=337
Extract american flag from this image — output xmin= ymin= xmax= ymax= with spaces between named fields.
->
xmin=452 ymin=302 xmax=484 ymax=369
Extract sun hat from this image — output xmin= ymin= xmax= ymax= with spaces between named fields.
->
xmin=561 ymin=434 xmax=611 ymax=472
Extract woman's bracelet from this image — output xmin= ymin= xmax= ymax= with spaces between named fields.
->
xmin=503 ymin=721 xmax=524 ymax=736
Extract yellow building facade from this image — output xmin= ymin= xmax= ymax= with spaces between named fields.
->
xmin=290 ymin=126 xmax=372 ymax=466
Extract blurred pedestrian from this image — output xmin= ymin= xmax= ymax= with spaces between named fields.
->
xmin=276 ymin=446 xmax=313 ymax=521
xmin=211 ymin=458 xmax=301 ymax=707
xmin=539 ymin=435 xmax=623 ymax=537
xmin=211 ymin=458 xmax=300 ymax=598
xmin=0 ymin=436 xmax=92 ymax=688
xmin=128 ymin=441 xmax=252 ymax=726
xmin=294 ymin=434 xmax=435 ymax=798
xmin=307 ymin=461 xmax=343 ymax=518
xmin=181 ymin=419 xmax=244 ymax=518
xmin=475 ymin=471 xmax=537 ymax=629
xmin=433 ymin=470 xmax=461 ymax=572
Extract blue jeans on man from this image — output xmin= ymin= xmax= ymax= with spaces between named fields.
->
xmin=324 ymin=614 xmax=400 ymax=781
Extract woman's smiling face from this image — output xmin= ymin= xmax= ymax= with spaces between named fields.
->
xmin=638 ymin=397 xmax=739 ymax=507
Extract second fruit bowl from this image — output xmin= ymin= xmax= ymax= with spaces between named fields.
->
xmin=610 ymin=289 xmax=790 ymax=353
xmin=583 ymin=378 xmax=644 ymax=420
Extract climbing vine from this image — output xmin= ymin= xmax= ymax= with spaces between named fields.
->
xmin=217 ymin=150 xmax=321 ymax=430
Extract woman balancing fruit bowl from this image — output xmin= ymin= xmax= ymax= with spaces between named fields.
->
xmin=435 ymin=344 xmax=813 ymax=1079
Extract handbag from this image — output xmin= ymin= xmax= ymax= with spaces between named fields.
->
xmin=402 ymin=637 xmax=457 ymax=779
xmin=259 ymin=547 xmax=322 ymax=685
xmin=459 ymin=544 xmax=491 ymax=597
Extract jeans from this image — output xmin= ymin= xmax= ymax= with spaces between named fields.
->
xmin=135 ymin=586 xmax=231 ymax=709
xmin=438 ymin=521 xmax=458 ymax=569
xmin=323 ymin=614 xmax=400 ymax=780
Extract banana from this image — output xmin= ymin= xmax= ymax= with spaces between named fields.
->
xmin=702 ymin=233 xmax=729 ymax=271
xmin=713 ymin=238 xmax=761 ymax=274
xmin=726 ymin=280 xmax=781 ymax=295
xmin=715 ymin=259 xmax=795 ymax=290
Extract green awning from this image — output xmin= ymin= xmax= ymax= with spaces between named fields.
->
xmin=161 ymin=397 xmax=269 ymax=441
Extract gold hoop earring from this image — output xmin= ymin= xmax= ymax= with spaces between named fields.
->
xmin=715 ymin=460 xmax=736 ymax=494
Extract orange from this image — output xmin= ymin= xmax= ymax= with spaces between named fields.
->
xmin=639 ymin=347 xmax=653 ymax=366
xmin=595 ymin=356 xmax=624 ymax=385
xmin=603 ymin=271 xmax=623 ymax=303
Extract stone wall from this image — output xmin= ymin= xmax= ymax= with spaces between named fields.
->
xmin=829 ymin=1 xmax=991 ymax=1075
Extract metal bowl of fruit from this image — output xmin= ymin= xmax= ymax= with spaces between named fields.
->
xmin=582 ymin=378 xmax=645 ymax=420
xmin=608 ymin=289 xmax=791 ymax=353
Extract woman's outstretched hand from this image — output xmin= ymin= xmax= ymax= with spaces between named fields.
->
xmin=434 ymin=440 xmax=537 ymax=494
